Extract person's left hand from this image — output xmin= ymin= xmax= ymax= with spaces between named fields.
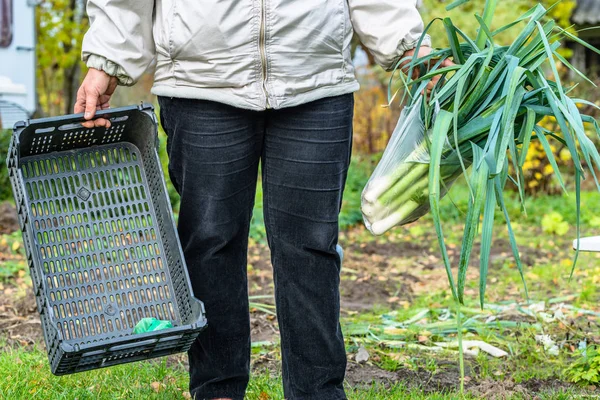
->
xmin=401 ymin=46 xmax=455 ymax=94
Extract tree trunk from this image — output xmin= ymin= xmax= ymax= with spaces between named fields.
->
xmin=61 ymin=0 xmax=81 ymax=115
xmin=63 ymin=63 xmax=81 ymax=115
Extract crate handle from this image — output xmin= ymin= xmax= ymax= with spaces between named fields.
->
xmin=68 ymin=107 xmax=129 ymax=124
xmin=108 ymin=338 xmax=158 ymax=352
xmin=21 ymin=105 xmax=142 ymax=133
xmin=35 ymin=127 xmax=56 ymax=134
xmin=109 ymin=116 xmax=129 ymax=123
xmin=56 ymin=114 xmax=129 ymax=132
xmin=58 ymin=122 xmax=84 ymax=131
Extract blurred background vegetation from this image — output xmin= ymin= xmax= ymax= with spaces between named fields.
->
xmin=1 ymin=0 xmax=599 ymax=239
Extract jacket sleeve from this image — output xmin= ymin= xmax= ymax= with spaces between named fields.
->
xmin=348 ymin=0 xmax=431 ymax=71
xmin=81 ymin=0 xmax=156 ymax=86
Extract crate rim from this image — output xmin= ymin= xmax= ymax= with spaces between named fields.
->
xmin=12 ymin=103 xmax=154 ymax=131
xmin=58 ymin=315 xmax=207 ymax=354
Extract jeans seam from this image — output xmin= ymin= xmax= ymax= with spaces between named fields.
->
xmin=262 ymin=145 xmax=296 ymax=398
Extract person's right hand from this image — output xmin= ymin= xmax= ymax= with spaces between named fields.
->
xmin=74 ymin=68 xmax=118 ymax=128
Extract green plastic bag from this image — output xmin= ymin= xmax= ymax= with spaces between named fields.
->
xmin=132 ymin=318 xmax=173 ymax=334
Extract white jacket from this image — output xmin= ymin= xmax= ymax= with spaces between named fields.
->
xmin=82 ymin=0 xmax=430 ymax=111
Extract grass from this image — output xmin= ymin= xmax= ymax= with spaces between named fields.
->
xmin=0 ymin=343 xmax=435 ymax=399
xmin=0 ymin=344 xmax=583 ymax=400
xmin=0 ymin=130 xmax=13 ymax=201
xmin=431 ymin=173 xmax=600 ymax=226
xmin=1 ymin=152 xmax=600 ymax=398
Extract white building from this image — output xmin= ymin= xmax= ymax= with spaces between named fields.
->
xmin=0 ymin=0 xmax=37 ymax=129
xmin=572 ymin=0 xmax=600 ymax=76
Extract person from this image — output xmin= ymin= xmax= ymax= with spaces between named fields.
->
xmin=75 ymin=1 xmax=448 ymax=399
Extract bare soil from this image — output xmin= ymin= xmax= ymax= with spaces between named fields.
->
xmin=0 ymin=202 xmax=18 ymax=234
xmin=0 ymin=286 xmax=41 ymax=348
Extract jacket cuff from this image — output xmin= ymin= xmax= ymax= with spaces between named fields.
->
xmin=387 ymin=34 xmax=433 ymax=71
xmin=85 ymin=54 xmax=135 ymax=86
xmin=399 ymin=34 xmax=432 ymax=55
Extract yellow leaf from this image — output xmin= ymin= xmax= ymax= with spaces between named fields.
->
xmin=526 ymin=272 xmax=539 ymax=280
xmin=150 ymin=382 xmax=163 ymax=393
xmin=383 ymin=327 xmax=407 ymax=336
xmin=259 ymin=392 xmax=271 ymax=400
xmin=12 ymin=241 xmax=20 ymax=252
xmin=560 ymin=258 xmax=573 ymax=268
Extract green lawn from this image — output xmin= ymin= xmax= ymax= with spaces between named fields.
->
xmin=2 ymin=157 xmax=600 ymax=399
xmin=0 ymin=343 xmax=585 ymax=399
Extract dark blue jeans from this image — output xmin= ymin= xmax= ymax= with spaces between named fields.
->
xmin=158 ymin=94 xmax=354 ymax=400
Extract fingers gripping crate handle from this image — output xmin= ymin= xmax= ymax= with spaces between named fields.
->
xmin=11 ymin=103 xmax=156 ymax=162
xmin=16 ymin=103 xmax=153 ymax=131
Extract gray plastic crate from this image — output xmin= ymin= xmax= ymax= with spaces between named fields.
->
xmin=7 ymin=104 xmax=207 ymax=375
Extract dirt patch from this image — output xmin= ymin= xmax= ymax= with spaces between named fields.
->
xmin=347 ymin=363 xmax=590 ymax=398
xmin=0 ymin=202 xmax=18 ymax=234
xmin=469 ymin=377 xmax=594 ymax=399
xmin=247 ymin=241 xmax=416 ymax=311
xmin=346 ymin=361 xmax=468 ymax=393
xmin=468 ymin=379 xmax=529 ymax=399
xmin=344 ymin=362 xmax=399 ymax=388
xmin=520 ymin=378 xmax=588 ymax=394
xmin=0 ymin=286 xmax=42 ymax=348
xmin=340 ymin=280 xmax=400 ymax=311
xmin=348 ymin=240 xmax=429 ymax=260
xmin=250 ymin=312 xmax=278 ymax=343
xmin=251 ymin=352 xmax=280 ymax=377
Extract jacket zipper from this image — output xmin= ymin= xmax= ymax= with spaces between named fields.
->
xmin=259 ymin=0 xmax=271 ymax=108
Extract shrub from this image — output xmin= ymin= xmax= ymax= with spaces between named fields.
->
xmin=565 ymin=346 xmax=600 ymax=384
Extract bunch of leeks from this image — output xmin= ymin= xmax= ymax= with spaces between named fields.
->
xmin=361 ymin=0 xmax=600 ymax=306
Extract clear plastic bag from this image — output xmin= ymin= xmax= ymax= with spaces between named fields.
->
xmin=361 ymin=97 xmax=466 ymax=235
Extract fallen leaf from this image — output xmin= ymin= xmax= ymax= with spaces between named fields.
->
xmin=355 ymin=346 xmax=369 ymax=363
xmin=259 ymin=392 xmax=271 ymax=400
xmin=383 ymin=327 xmax=407 ymax=336
xmin=182 ymin=392 xmax=192 ymax=399
xmin=150 ymin=382 xmax=163 ymax=393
